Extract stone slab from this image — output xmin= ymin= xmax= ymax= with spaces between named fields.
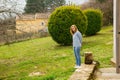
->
xmin=96 ymin=68 xmax=120 ymax=80
xmin=69 ymin=64 xmax=96 ymax=80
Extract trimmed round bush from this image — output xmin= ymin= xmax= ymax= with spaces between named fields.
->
xmin=84 ymin=9 xmax=103 ymax=36
xmin=48 ymin=6 xmax=87 ymax=45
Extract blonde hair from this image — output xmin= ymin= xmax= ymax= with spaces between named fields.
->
xmin=70 ymin=25 xmax=78 ymax=35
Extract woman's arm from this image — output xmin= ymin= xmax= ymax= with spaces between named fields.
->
xmin=77 ymin=31 xmax=82 ymax=44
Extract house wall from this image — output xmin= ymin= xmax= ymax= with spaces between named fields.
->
xmin=16 ymin=18 xmax=48 ymax=34
xmin=117 ymin=0 xmax=120 ymax=73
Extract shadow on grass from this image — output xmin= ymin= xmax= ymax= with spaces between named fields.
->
xmin=53 ymin=44 xmax=72 ymax=50
xmin=83 ymin=32 xmax=111 ymax=38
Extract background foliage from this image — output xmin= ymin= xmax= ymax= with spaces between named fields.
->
xmin=25 ymin=0 xmax=65 ymax=13
xmin=81 ymin=0 xmax=113 ymax=26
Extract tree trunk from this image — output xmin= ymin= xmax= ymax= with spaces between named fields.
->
xmin=84 ymin=52 xmax=93 ymax=64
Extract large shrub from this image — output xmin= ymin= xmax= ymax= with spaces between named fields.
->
xmin=48 ymin=6 xmax=87 ymax=45
xmin=84 ymin=9 xmax=103 ymax=36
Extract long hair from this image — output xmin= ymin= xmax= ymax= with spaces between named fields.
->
xmin=70 ymin=25 xmax=78 ymax=35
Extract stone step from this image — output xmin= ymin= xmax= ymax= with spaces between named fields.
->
xmin=95 ymin=68 xmax=120 ymax=80
xmin=69 ymin=64 xmax=96 ymax=80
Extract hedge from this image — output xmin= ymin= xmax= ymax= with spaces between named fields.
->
xmin=84 ymin=9 xmax=103 ymax=36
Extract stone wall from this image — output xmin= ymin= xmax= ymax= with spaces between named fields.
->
xmin=0 ymin=18 xmax=16 ymax=44
xmin=0 ymin=13 xmax=50 ymax=45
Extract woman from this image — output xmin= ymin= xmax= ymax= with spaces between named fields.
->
xmin=70 ymin=25 xmax=82 ymax=68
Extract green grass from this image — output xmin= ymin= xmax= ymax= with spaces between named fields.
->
xmin=0 ymin=26 xmax=113 ymax=80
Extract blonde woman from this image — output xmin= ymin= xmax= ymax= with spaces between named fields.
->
xmin=70 ymin=25 xmax=82 ymax=68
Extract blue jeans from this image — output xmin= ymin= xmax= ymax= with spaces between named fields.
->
xmin=73 ymin=47 xmax=81 ymax=66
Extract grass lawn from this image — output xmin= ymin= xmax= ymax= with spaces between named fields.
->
xmin=0 ymin=26 xmax=113 ymax=80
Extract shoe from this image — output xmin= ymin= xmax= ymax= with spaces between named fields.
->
xmin=74 ymin=65 xmax=78 ymax=68
xmin=74 ymin=65 xmax=81 ymax=69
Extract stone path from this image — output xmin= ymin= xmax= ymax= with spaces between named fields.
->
xmin=69 ymin=64 xmax=120 ymax=80
xmin=69 ymin=64 xmax=96 ymax=80
xmin=95 ymin=68 xmax=120 ymax=80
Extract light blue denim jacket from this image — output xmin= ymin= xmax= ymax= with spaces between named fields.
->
xmin=73 ymin=31 xmax=82 ymax=47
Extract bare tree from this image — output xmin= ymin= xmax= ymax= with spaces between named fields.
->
xmin=0 ymin=0 xmax=26 ymax=45
xmin=0 ymin=0 xmax=26 ymax=17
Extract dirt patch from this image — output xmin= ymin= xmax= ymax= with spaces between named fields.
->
xmin=29 ymin=71 xmax=45 ymax=77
